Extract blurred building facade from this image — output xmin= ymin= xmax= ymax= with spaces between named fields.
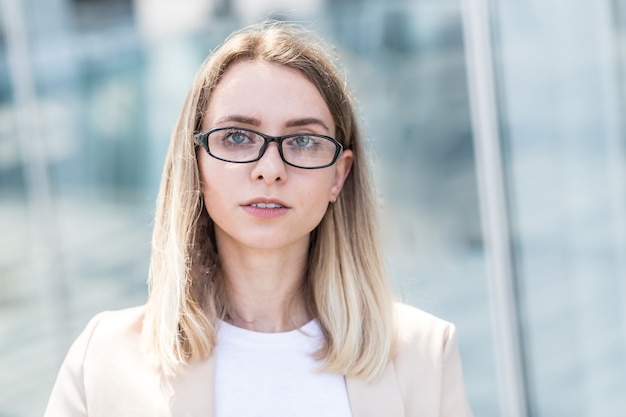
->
xmin=0 ymin=0 xmax=625 ymax=416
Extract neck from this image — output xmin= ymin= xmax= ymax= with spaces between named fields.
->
xmin=218 ymin=238 xmax=311 ymax=333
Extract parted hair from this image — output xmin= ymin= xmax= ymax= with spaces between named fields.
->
xmin=142 ymin=20 xmax=395 ymax=380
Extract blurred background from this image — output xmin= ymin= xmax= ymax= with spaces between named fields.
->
xmin=1 ymin=0 xmax=625 ymax=416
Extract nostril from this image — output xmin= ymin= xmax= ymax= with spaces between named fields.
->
xmin=256 ymin=173 xmax=282 ymax=182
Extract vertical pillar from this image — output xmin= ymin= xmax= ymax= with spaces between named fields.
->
xmin=460 ymin=0 xmax=529 ymax=416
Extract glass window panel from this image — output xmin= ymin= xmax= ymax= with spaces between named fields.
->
xmin=493 ymin=0 xmax=626 ymax=415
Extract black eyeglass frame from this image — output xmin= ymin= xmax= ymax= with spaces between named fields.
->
xmin=194 ymin=127 xmax=344 ymax=170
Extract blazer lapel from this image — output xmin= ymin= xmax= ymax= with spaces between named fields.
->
xmin=169 ymin=354 xmax=216 ymax=417
xmin=346 ymin=360 xmax=404 ymax=417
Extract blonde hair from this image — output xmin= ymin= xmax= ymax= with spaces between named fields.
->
xmin=143 ymin=21 xmax=395 ymax=380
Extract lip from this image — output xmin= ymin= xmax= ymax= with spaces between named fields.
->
xmin=241 ymin=198 xmax=290 ymax=218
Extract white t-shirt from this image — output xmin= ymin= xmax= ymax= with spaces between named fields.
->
xmin=214 ymin=319 xmax=353 ymax=417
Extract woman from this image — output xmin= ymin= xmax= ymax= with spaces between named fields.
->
xmin=44 ymin=21 xmax=473 ymax=417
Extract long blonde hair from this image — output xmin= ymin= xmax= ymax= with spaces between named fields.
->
xmin=143 ymin=21 xmax=395 ymax=380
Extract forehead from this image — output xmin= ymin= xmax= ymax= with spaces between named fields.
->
xmin=202 ymin=60 xmax=334 ymax=134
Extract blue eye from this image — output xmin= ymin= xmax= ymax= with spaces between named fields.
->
xmin=228 ymin=131 xmax=250 ymax=144
xmin=293 ymin=136 xmax=311 ymax=148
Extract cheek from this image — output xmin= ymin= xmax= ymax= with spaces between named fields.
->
xmin=198 ymin=158 xmax=230 ymax=213
xmin=201 ymin=176 xmax=233 ymax=227
xmin=303 ymin=177 xmax=335 ymax=216
xmin=198 ymin=151 xmax=234 ymax=190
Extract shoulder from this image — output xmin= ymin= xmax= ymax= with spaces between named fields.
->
xmin=58 ymin=305 xmax=158 ymax=399
xmin=83 ymin=305 xmax=146 ymax=344
xmin=78 ymin=305 xmax=150 ymax=370
xmin=393 ymin=302 xmax=455 ymax=346
xmin=391 ymin=303 xmax=473 ymax=416
xmin=45 ymin=305 xmax=160 ymax=417
xmin=392 ymin=302 xmax=459 ymax=369
xmin=61 ymin=305 xmax=146 ymax=365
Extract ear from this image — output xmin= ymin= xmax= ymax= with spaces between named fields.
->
xmin=329 ymin=149 xmax=353 ymax=202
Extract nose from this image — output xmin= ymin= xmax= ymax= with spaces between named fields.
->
xmin=250 ymin=142 xmax=287 ymax=184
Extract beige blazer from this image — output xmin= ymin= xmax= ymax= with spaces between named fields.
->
xmin=44 ymin=303 xmax=473 ymax=417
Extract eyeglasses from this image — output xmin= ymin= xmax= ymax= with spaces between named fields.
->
xmin=194 ymin=127 xmax=343 ymax=169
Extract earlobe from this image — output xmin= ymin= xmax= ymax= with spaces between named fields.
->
xmin=329 ymin=149 xmax=354 ymax=202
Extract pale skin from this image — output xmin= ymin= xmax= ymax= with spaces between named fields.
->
xmin=197 ymin=60 xmax=353 ymax=333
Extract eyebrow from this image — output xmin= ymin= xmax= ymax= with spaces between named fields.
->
xmin=284 ymin=118 xmax=330 ymax=133
xmin=214 ymin=115 xmax=330 ymax=133
xmin=214 ymin=115 xmax=260 ymax=126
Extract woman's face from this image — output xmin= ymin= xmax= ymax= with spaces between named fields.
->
xmin=197 ymin=60 xmax=353 ymax=253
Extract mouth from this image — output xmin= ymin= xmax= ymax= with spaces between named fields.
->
xmin=242 ymin=199 xmax=289 ymax=218
xmin=250 ymin=202 xmax=284 ymax=209
xmin=243 ymin=197 xmax=289 ymax=209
